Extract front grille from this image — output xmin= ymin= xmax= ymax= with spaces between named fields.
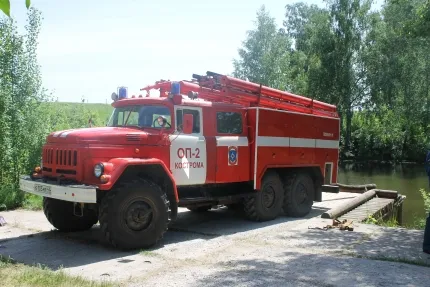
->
xmin=44 ymin=148 xmax=54 ymax=164
xmin=42 ymin=147 xmax=79 ymax=176
xmin=54 ymin=149 xmax=78 ymax=167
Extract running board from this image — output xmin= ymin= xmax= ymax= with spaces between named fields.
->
xmin=178 ymin=192 xmax=255 ymax=207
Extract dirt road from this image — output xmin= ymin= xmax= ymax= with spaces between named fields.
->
xmin=1 ymin=192 xmax=429 ymax=286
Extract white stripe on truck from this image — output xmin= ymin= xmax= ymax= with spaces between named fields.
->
xmin=215 ymin=136 xmax=338 ymax=149
xmin=256 ymin=136 xmax=338 ymax=149
xmin=215 ymin=136 xmax=248 ymax=147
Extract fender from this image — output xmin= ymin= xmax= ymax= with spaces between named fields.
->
xmin=96 ymin=157 xmax=179 ymax=203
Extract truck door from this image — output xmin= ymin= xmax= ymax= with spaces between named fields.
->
xmin=215 ymin=110 xmax=250 ymax=183
xmin=169 ymin=106 xmax=207 ymax=186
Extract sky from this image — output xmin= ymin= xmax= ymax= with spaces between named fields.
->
xmin=7 ymin=0 xmax=383 ymax=104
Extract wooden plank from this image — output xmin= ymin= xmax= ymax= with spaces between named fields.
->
xmin=335 ymin=183 xmax=377 ymax=193
xmin=338 ymin=197 xmax=394 ymax=222
xmin=375 ymin=189 xmax=398 ymax=199
xmin=322 ymin=185 xmax=340 ymax=193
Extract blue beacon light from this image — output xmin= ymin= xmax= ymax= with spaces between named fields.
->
xmin=171 ymin=82 xmax=181 ymax=95
xmin=118 ymin=87 xmax=128 ymax=99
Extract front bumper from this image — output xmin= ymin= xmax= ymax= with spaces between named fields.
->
xmin=19 ymin=175 xmax=97 ymax=203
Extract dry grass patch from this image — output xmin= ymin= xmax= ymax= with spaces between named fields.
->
xmin=0 ymin=256 xmax=115 ymax=287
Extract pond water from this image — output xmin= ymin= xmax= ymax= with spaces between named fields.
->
xmin=337 ymin=162 xmax=428 ymax=226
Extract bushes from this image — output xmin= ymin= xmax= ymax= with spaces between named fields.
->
xmin=345 ymin=107 xmax=427 ymax=163
xmin=0 ymin=101 xmax=112 ymax=210
xmin=0 ymin=8 xmax=113 ymax=210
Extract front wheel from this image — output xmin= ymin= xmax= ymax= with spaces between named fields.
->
xmin=99 ymin=179 xmax=171 ymax=250
xmin=43 ymin=198 xmax=98 ymax=232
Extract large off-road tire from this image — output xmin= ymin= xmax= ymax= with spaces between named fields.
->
xmin=244 ymin=170 xmax=284 ymax=221
xmin=43 ymin=197 xmax=98 ymax=232
xmin=99 ymin=179 xmax=170 ymax=250
xmin=187 ymin=205 xmax=212 ymax=212
xmin=283 ymin=173 xmax=314 ymax=217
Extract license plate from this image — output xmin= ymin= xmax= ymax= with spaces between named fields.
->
xmin=33 ymin=184 xmax=52 ymax=195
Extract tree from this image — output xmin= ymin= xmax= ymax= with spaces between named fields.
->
xmin=388 ymin=0 xmax=430 ymax=38
xmin=232 ymin=5 xmax=292 ymax=90
xmin=283 ymin=1 xmax=375 ymax=154
xmin=284 ymin=2 xmax=337 ymax=101
xmin=0 ymin=7 xmax=49 ymax=208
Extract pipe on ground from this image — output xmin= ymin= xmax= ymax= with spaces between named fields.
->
xmin=321 ymin=189 xmax=377 ymax=219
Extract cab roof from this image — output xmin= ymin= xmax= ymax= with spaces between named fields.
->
xmin=111 ymin=96 xmax=245 ymax=110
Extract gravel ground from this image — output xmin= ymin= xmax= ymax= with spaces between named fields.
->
xmin=0 ymin=192 xmax=429 ymax=286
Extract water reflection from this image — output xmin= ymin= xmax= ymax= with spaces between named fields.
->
xmin=337 ymin=162 xmax=428 ymax=226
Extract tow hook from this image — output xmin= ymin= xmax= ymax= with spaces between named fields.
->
xmin=74 ymin=202 xmax=84 ymax=217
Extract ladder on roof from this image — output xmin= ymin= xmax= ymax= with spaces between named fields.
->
xmin=192 ymin=71 xmax=338 ymax=117
xmin=140 ymin=72 xmax=338 ymax=118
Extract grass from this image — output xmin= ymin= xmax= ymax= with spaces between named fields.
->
xmin=0 ymin=255 xmax=114 ymax=287
xmin=22 ymin=194 xmax=43 ymax=211
xmin=140 ymin=250 xmax=159 ymax=257
xmin=363 ymin=214 xmax=400 ymax=228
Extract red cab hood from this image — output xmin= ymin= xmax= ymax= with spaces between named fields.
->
xmin=46 ymin=127 xmax=164 ymax=145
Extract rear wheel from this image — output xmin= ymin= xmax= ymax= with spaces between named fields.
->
xmin=283 ymin=173 xmax=314 ymax=217
xmin=43 ymin=197 xmax=98 ymax=232
xmin=244 ymin=170 xmax=284 ymax=221
xmin=99 ymin=179 xmax=170 ymax=250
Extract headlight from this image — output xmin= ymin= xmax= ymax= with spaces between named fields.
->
xmin=94 ymin=163 xmax=104 ymax=178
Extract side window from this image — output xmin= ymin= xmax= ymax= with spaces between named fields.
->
xmin=176 ymin=108 xmax=200 ymax=133
xmin=217 ymin=112 xmax=243 ymax=134
xmin=176 ymin=109 xmax=183 ymax=131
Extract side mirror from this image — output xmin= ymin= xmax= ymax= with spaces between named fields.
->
xmin=183 ymin=114 xmax=194 ymax=134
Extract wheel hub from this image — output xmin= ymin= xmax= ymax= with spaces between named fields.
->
xmin=125 ymin=201 xmax=153 ymax=231
xmin=295 ymin=183 xmax=307 ymax=204
xmin=262 ymin=186 xmax=276 ymax=208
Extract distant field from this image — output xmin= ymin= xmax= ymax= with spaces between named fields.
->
xmin=42 ymin=102 xmax=114 ymax=132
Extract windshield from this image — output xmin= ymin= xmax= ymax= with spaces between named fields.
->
xmin=107 ymin=105 xmax=171 ymax=128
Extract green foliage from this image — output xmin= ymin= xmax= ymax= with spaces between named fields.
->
xmin=0 ymin=7 xmax=113 ymax=210
xmin=22 ymin=193 xmax=42 ymax=210
xmin=233 ymin=5 xmax=292 ymax=90
xmin=0 ymin=0 xmax=30 ymax=17
xmin=0 ymin=8 xmax=47 ymax=209
xmin=0 ymin=255 xmax=113 ymax=287
xmin=43 ymin=102 xmax=113 ymax=132
xmin=388 ymin=0 xmax=430 ymax=37
xmin=0 ymin=0 xmax=10 ymax=16
xmin=421 ymin=188 xmax=430 ymax=213
xmin=403 ymin=188 xmax=430 ymax=229
xmin=364 ymin=214 xmax=399 ymax=227
xmin=233 ymin=0 xmax=430 ymax=163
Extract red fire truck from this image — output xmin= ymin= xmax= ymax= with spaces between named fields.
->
xmin=20 ymin=71 xmax=339 ymax=250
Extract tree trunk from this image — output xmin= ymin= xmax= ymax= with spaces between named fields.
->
xmin=345 ymin=107 xmax=353 ymax=152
